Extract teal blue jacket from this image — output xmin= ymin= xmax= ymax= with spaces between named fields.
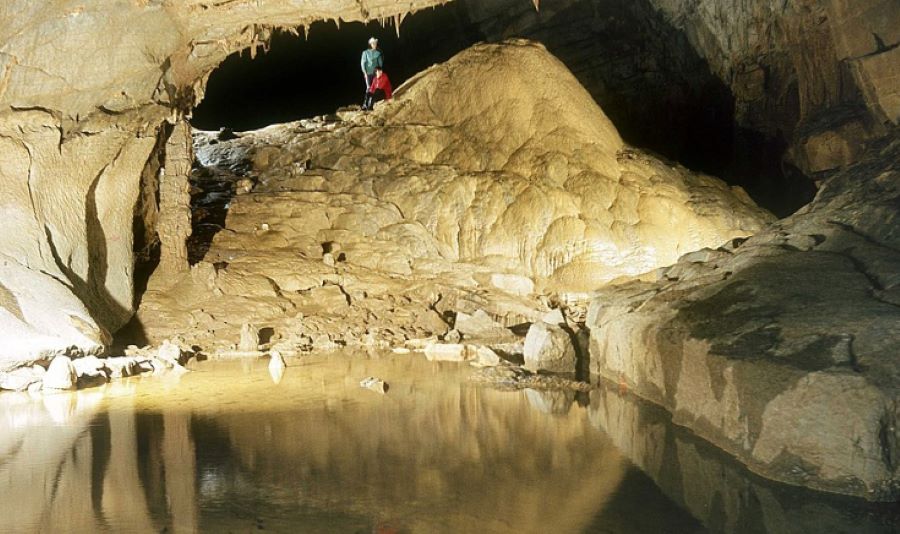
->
xmin=361 ymin=49 xmax=383 ymax=75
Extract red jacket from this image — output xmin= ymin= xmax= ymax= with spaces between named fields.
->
xmin=368 ymin=73 xmax=393 ymax=100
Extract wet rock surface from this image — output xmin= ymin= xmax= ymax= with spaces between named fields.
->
xmin=134 ymin=41 xmax=769 ymax=357
xmin=587 ymin=136 xmax=900 ymax=501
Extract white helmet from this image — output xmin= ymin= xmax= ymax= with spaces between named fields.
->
xmin=368 ymin=37 xmax=378 ymax=45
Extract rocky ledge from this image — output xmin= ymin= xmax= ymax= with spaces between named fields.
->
xmin=588 ymin=136 xmax=900 ymax=501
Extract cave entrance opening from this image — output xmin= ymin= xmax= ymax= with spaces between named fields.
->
xmin=191 ymin=6 xmax=476 ymax=131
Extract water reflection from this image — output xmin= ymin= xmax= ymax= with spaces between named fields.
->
xmin=0 ymin=353 xmax=895 ymax=533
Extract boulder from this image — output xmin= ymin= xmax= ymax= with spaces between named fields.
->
xmin=454 ymin=310 xmax=509 ymax=339
xmin=489 ymin=273 xmax=535 ymax=296
xmin=0 ymin=366 xmax=44 ymax=391
xmin=72 ymin=355 xmax=106 ymax=378
xmin=104 ymin=357 xmax=141 ymax=378
xmin=523 ymin=321 xmax=576 ymax=374
xmin=42 ymin=356 xmax=77 ymax=390
xmin=423 ymin=343 xmax=473 ymax=362
xmin=541 ymin=308 xmax=566 ymax=326
xmin=469 ymin=346 xmax=502 ymax=368
xmin=157 ymin=340 xmax=184 ymax=365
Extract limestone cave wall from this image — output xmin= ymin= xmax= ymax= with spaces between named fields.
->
xmin=0 ymin=0 xmax=447 ymax=367
xmin=429 ymin=0 xmax=891 ymax=216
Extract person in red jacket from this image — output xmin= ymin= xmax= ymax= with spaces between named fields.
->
xmin=363 ymin=67 xmax=392 ymax=110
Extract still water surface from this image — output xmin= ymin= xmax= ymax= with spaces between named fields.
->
xmin=0 ymin=352 xmax=895 ymax=533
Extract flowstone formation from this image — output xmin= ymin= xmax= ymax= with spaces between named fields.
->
xmin=134 ymin=40 xmax=770 ymax=355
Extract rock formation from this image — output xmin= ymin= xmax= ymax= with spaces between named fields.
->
xmin=0 ymin=0 xmax=898 ymax=504
xmin=134 ymin=40 xmax=770 ymax=354
xmin=587 ymin=137 xmax=900 ymax=500
xmin=444 ymin=0 xmax=899 ymax=213
xmin=0 ymin=0 xmax=449 ymax=370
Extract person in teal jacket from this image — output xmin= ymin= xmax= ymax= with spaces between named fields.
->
xmin=360 ymin=37 xmax=383 ymax=93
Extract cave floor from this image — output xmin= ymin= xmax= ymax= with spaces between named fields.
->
xmin=2 ymin=350 xmax=895 ymax=533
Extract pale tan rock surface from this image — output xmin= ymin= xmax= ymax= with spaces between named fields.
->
xmin=0 ymin=0 xmax=448 ymax=365
xmin=587 ymin=137 xmax=900 ymax=501
xmin=135 ymin=41 xmax=771 ymax=354
xmin=0 ymin=255 xmax=108 ymax=372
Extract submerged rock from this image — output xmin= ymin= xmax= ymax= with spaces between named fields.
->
xmin=423 ymin=343 xmax=471 ymax=362
xmin=359 ymin=376 xmax=389 ymax=394
xmin=523 ymin=321 xmax=576 ymax=374
xmin=268 ymin=350 xmax=286 ymax=384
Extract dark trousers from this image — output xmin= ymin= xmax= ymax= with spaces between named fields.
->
xmin=363 ymin=89 xmax=386 ymax=110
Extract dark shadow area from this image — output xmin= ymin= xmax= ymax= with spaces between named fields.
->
xmin=450 ymin=0 xmax=816 ymax=216
xmin=192 ymin=4 xmax=475 ymax=131
xmin=186 ymin=159 xmax=240 ymax=265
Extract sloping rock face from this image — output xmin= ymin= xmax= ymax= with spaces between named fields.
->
xmin=0 ymin=256 xmax=108 ymax=372
xmin=134 ymin=41 xmax=770 ymax=350
xmin=587 ymin=136 xmax=900 ymax=501
xmin=0 ymin=0 xmax=447 ymax=366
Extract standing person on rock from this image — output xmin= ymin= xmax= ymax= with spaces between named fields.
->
xmin=360 ymin=36 xmax=383 ymax=103
xmin=363 ymin=67 xmax=393 ymax=111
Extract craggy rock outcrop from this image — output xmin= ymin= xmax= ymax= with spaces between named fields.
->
xmin=135 ymin=41 xmax=770 ymax=351
xmin=0 ymin=1 xmax=448 ymax=367
xmin=588 ymin=136 xmax=900 ymax=501
xmin=458 ymin=0 xmax=900 ymax=175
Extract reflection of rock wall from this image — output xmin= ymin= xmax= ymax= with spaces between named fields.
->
xmin=0 ymin=387 xmax=197 ymax=533
xmin=205 ymin=357 xmax=627 ymax=533
xmin=588 ymin=386 xmax=899 ymax=532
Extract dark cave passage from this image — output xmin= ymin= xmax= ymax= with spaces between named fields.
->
xmin=191 ymin=0 xmax=816 ymax=217
xmin=191 ymin=5 xmax=476 ymax=131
